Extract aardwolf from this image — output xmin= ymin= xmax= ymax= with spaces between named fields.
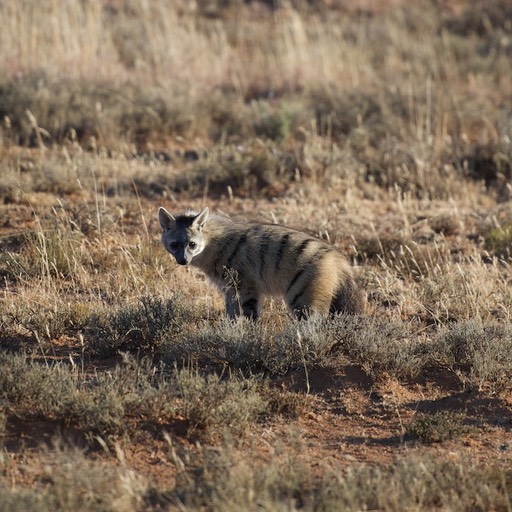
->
xmin=158 ymin=207 xmax=365 ymax=319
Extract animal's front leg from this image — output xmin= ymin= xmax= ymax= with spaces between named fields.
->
xmin=224 ymin=289 xmax=241 ymax=319
xmin=224 ymin=288 xmax=260 ymax=320
xmin=239 ymin=289 xmax=260 ymax=320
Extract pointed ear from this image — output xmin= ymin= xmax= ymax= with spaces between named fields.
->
xmin=158 ymin=207 xmax=175 ymax=230
xmin=193 ymin=207 xmax=210 ymax=229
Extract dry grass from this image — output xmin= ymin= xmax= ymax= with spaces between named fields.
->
xmin=5 ymin=440 xmax=512 ymax=511
xmin=163 ymin=443 xmax=512 ymax=511
xmin=0 ymin=442 xmax=148 ymax=512
xmin=1 ymin=0 xmax=512 ymax=509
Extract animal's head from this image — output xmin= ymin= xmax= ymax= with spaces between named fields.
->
xmin=158 ymin=207 xmax=209 ymax=265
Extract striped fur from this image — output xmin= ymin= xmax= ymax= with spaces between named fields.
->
xmin=158 ymin=207 xmax=365 ymax=320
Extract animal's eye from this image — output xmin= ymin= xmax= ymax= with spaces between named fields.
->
xmin=189 ymin=241 xmax=197 ymax=249
xmin=170 ymin=242 xmax=178 ymax=250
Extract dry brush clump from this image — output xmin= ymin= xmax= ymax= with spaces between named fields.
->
xmin=160 ymin=317 xmax=345 ymax=375
xmin=146 ymin=139 xmax=303 ymax=198
xmin=0 ymin=352 xmax=270 ymax=441
xmin=158 ymin=314 xmax=433 ymax=382
xmin=405 ymin=411 xmax=473 ymax=444
xmin=171 ymin=368 xmax=267 ymax=439
xmin=0 ymin=352 xmax=128 ymax=436
xmin=436 ymin=320 xmax=512 ymax=391
xmin=86 ymin=296 xmax=184 ymax=357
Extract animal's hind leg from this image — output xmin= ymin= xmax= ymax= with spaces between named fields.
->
xmin=241 ymin=296 xmax=260 ymax=320
xmin=287 ymin=281 xmax=333 ymax=320
xmin=291 ymin=303 xmax=312 ymax=321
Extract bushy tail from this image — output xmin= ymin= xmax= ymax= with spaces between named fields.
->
xmin=330 ymin=277 xmax=366 ymax=315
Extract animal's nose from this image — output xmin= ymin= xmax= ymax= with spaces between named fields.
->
xmin=176 ymin=257 xmax=188 ymax=265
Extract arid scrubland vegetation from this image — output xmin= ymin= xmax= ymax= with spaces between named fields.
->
xmin=1 ymin=0 xmax=512 ymax=509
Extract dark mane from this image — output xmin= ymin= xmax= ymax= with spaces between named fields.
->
xmin=174 ymin=212 xmax=199 ymax=228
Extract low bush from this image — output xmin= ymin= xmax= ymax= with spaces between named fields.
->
xmin=437 ymin=320 xmax=512 ymax=391
xmin=406 ymin=411 xmax=471 ymax=444
xmin=87 ymin=296 xmax=180 ymax=357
